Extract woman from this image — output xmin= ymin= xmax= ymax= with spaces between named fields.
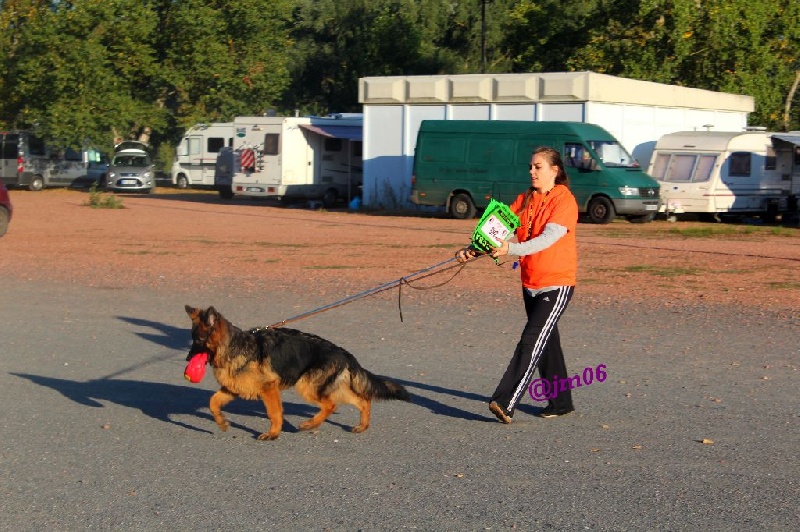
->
xmin=457 ymin=146 xmax=578 ymax=422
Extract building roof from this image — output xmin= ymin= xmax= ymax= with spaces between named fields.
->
xmin=358 ymin=71 xmax=754 ymax=113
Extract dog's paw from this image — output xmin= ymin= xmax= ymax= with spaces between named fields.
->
xmin=257 ymin=432 xmax=280 ymax=441
xmin=351 ymin=424 xmax=368 ymax=434
xmin=298 ymin=420 xmax=320 ymax=431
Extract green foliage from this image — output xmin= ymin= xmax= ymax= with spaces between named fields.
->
xmin=0 ymin=0 xmax=798 ymax=155
xmin=86 ymin=183 xmax=125 ymax=209
xmin=563 ymin=0 xmax=800 ymax=130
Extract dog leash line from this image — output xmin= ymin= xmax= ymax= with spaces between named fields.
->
xmin=265 ymin=255 xmax=484 ymax=329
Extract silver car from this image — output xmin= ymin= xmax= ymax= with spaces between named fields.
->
xmin=106 ymin=141 xmax=156 ymax=193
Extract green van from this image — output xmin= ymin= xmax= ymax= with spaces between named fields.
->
xmin=410 ymin=120 xmax=660 ymax=223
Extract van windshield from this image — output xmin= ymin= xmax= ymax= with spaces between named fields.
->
xmin=113 ymin=154 xmax=151 ymax=167
xmin=589 ymin=140 xmax=639 ymax=168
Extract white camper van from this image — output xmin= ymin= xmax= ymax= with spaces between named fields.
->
xmin=647 ymin=131 xmax=784 ymax=218
xmin=230 ymin=114 xmax=362 ymax=206
xmin=171 ymin=123 xmax=233 ymax=189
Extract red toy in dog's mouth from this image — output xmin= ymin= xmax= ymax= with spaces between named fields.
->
xmin=184 ymin=352 xmax=208 ymax=383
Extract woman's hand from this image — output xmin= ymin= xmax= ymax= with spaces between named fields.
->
xmin=455 ymin=247 xmax=478 ymax=263
xmin=490 ymin=241 xmax=509 ymax=258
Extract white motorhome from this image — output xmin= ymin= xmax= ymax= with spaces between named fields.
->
xmin=647 ymin=130 xmax=784 ymax=218
xmin=171 ymin=123 xmax=233 ymax=188
xmin=230 ymin=114 xmax=362 ymax=206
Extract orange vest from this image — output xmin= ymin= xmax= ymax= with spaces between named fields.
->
xmin=509 ymin=185 xmax=578 ymax=289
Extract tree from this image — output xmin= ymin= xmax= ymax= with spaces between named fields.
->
xmin=565 ymin=0 xmax=800 ymax=130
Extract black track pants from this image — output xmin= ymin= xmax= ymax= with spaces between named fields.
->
xmin=491 ymin=286 xmax=574 ymax=414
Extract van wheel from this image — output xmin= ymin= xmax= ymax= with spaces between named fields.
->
xmin=176 ymin=175 xmax=188 ymax=189
xmin=587 ymin=196 xmax=615 ymax=224
xmin=322 ymin=189 xmax=337 ymax=208
xmin=29 ymin=175 xmax=44 ymax=191
xmin=450 ymin=193 xmax=477 ymax=219
xmin=625 ymin=213 xmax=655 ymax=224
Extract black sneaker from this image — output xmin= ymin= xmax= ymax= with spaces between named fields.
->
xmin=538 ymin=405 xmax=574 ymax=418
xmin=489 ymin=401 xmax=513 ymax=424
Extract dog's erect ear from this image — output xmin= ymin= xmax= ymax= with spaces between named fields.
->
xmin=185 ymin=305 xmax=201 ymax=320
xmin=206 ymin=306 xmax=219 ymax=327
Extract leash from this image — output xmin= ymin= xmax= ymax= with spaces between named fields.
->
xmin=261 ymin=254 xmax=491 ymax=330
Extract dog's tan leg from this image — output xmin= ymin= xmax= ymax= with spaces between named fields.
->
xmin=299 ymin=397 xmax=337 ymax=431
xmin=351 ymin=398 xmax=371 ymax=433
xmin=209 ymin=389 xmax=236 ymax=432
xmin=258 ymin=384 xmax=283 ymax=440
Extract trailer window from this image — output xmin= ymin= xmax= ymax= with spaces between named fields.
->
xmin=324 ymin=138 xmax=342 ymax=152
xmin=263 ymin=134 xmax=279 ymax=156
xmin=728 ymin=152 xmax=751 ymax=177
xmin=650 ymin=154 xmax=670 ymax=179
xmin=765 ymin=146 xmax=776 ymax=170
xmin=664 ymin=155 xmax=695 ymax=182
xmin=352 ymin=141 xmax=362 ymax=157
xmin=188 ymin=137 xmax=201 ymax=156
xmin=207 ymin=137 xmax=225 ymax=153
xmin=694 ymin=155 xmax=715 ymax=182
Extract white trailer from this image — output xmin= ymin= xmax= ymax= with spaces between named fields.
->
xmin=230 ymin=115 xmax=362 ymax=206
xmin=647 ymin=130 xmax=785 ymax=218
xmin=171 ymin=123 xmax=233 ymax=188
xmin=358 ymin=72 xmax=755 ymax=208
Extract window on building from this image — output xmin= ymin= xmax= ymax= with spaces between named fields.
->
xmin=728 ymin=152 xmax=751 ymax=177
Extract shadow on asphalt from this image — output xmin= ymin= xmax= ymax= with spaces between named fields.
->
xmin=395 ymin=377 xmax=545 ymax=421
xmin=10 ymin=372 xmax=318 ymax=437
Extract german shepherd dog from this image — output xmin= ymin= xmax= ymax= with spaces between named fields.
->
xmin=185 ymin=305 xmax=410 ymax=440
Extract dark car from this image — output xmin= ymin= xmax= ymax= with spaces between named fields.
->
xmin=0 ymin=181 xmax=12 ymax=237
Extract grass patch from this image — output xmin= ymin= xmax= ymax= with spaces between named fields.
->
xmin=85 ymin=183 xmax=124 ymax=209
xmin=117 ymin=250 xmax=174 ymax=256
xmin=765 ymin=281 xmax=800 ymax=290
xmin=623 ymin=265 xmax=700 ymax=276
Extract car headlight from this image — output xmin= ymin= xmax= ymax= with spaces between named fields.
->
xmin=619 ymin=186 xmax=638 ymax=196
xmin=143 ymin=171 xmax=152 ymax=179
xmin=108 ymin=172 xmax=117 ymax=180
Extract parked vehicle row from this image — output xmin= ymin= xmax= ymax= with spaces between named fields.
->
xmin=173 ymin=114 xmax=363 ymax=206
xmin=0 ymin=131 xmax=107 ymax=191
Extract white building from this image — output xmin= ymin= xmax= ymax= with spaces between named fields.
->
xmin=358 ymin=71 xmax=755 ymax=208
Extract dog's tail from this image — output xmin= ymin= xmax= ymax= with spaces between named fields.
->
xmin=353 ymin=368 xmax=411 ymax=402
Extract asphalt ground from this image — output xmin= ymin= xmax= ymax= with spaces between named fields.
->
xmin=0 ymin=273 xmax=797 ymax=531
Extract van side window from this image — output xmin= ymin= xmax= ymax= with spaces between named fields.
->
xmin=65 ymin=148 xmax=82 ymax=161
xmin=728 ymin=152 xmax=751 ymax=177
xmin=564 ymin=143 xmax=594 ymax=170
xmin=2 ymin=136 xmax=19 ymax=159
xmin=207 ymin=137 xmax=225 ymax=153
xmin=263 ymin=133 xmax=279 ymax=155
xmin=27 ymin=135 xmax=46 ymax=156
